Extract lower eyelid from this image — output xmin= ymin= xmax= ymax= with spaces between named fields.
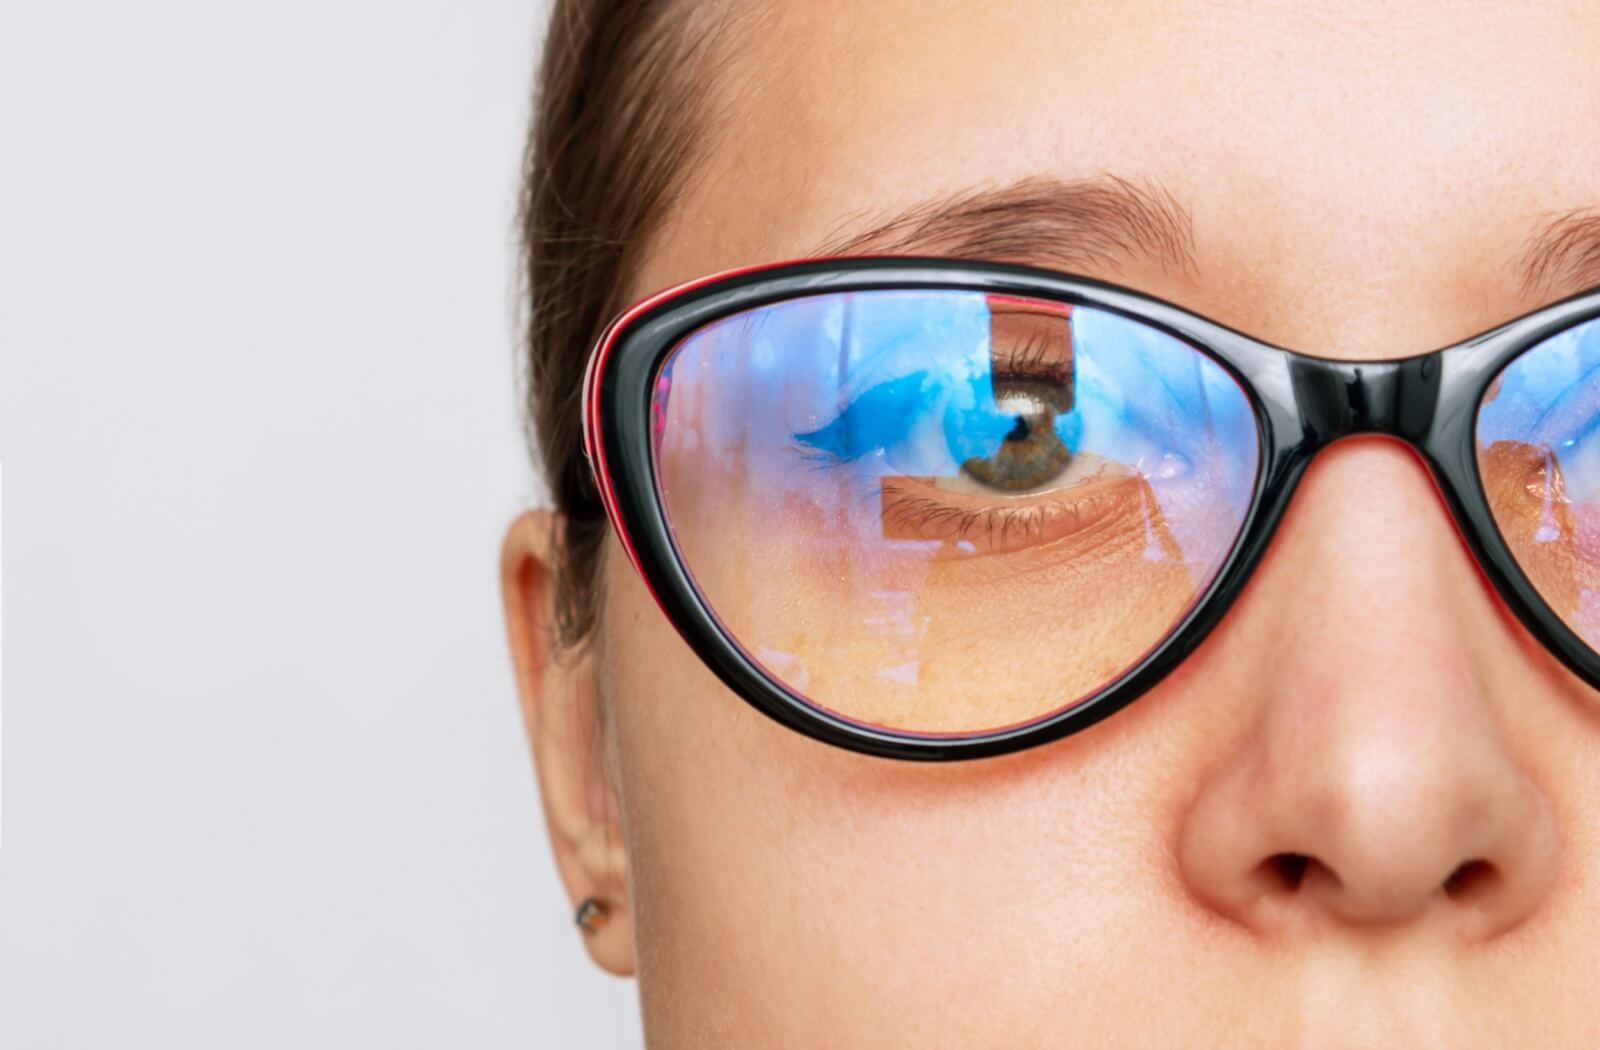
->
xmin=878 ymin=471 xmax=1147 ymax=556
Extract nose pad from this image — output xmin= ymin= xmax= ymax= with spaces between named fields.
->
xmin=1176 ymin=440 xmax=1561 ymax=938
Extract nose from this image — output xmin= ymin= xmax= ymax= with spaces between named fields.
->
xmin=1176 ymin=441 xmax=1560 ymax=938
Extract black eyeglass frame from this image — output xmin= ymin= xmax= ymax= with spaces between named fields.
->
xmin=582 ymin=256 xmax=1600 ymax=762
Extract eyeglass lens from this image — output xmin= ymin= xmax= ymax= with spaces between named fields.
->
xmin=1478 ymin=316 xmax=1600 ymax=651
xmin=651 ymin=290 xmax=1260 ymax=734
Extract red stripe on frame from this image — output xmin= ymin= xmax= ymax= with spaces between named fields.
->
xmin=582 ymin=256 xmax=859 ymax=609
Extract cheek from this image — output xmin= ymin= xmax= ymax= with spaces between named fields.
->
xmin=598 ymin=545 xmax=1221 ymax=1042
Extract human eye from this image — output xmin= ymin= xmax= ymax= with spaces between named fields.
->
xmin=793 ymin=298 xmax=1146 ymax=556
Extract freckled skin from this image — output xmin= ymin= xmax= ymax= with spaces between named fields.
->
xmin=505 ymin=2 xmax=1600 ymax=1045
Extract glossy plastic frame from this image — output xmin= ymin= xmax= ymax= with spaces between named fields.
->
xmin=583 ymin=257 xmax=1600 ymax=761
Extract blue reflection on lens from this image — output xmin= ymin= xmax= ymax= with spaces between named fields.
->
xmin=781 ymin=293 xmax=1243 ymax=489
xmin=1477 ymin=315 xmax=1600 ymax=649
xmin=1479 ymin=316 xmax=1600 ymax=504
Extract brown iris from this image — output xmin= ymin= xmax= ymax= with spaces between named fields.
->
xmin=960 ymin=379 xmax=1074 ymax=491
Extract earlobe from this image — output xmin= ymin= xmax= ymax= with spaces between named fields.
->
xmin=500 ymin=510 xmax=636 ymax=976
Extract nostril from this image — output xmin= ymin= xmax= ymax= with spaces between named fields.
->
xmin=1264 ymin=852 xmax=1312 ymax=892
xmin=1259 ymin=854 xmax=1500 ymax=901
xmin=1443 ymin=859 xmax=1497 ymax=899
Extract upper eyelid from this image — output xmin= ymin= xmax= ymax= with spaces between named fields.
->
xmin=989 ymin=323 xmax=1075 ymax=387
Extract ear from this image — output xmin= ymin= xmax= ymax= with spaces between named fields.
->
xmin=500 ymin=510 xmax=634 ymax=976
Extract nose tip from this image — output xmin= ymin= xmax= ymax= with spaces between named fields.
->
xmin=1267 ymin=757 xmax=1555 ymax=927
xmin=1179 ymin=730 xmax=1560 ymax=936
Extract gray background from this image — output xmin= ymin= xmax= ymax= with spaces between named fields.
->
xmin=0 ymin=2 xmax=645 ymax=1046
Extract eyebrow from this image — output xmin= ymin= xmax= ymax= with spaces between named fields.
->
xmin=811 ymin=174 xmax=1199 ymax=278
xmin=817 ymin=177 xmax=1600 ymax=306
xmin=1517 ymin=207 xmax=1600 ymax=300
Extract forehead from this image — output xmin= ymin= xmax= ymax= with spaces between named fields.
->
xmin=639 ymin=0 xmax=1600 ymax=358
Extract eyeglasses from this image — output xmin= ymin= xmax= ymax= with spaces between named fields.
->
xmin=582 ymin=257 xmax=1600 ymax=761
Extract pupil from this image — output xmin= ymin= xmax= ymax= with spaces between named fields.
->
xmin=1005 ymin=415 xmax=1032 ymax=442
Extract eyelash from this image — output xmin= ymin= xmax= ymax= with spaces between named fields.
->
xmin=878 ymin=461 xmax=1129 ymax=555
xmin=990 ymin=326 xmax=1074 ymax=389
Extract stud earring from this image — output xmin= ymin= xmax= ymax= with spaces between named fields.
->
xmin=574 ymin=896 xmax=610 ymax=935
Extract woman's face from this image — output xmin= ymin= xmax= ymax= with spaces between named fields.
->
xmin=507 ymin=2 xmax=1600 ymax=1044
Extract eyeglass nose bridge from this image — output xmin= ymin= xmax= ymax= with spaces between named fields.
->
xmin=1287 ymin=351 xmax=1445 ymax=449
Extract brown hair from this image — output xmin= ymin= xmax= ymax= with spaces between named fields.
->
xmin=517 ymin=0 xmax=730 ymax=649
